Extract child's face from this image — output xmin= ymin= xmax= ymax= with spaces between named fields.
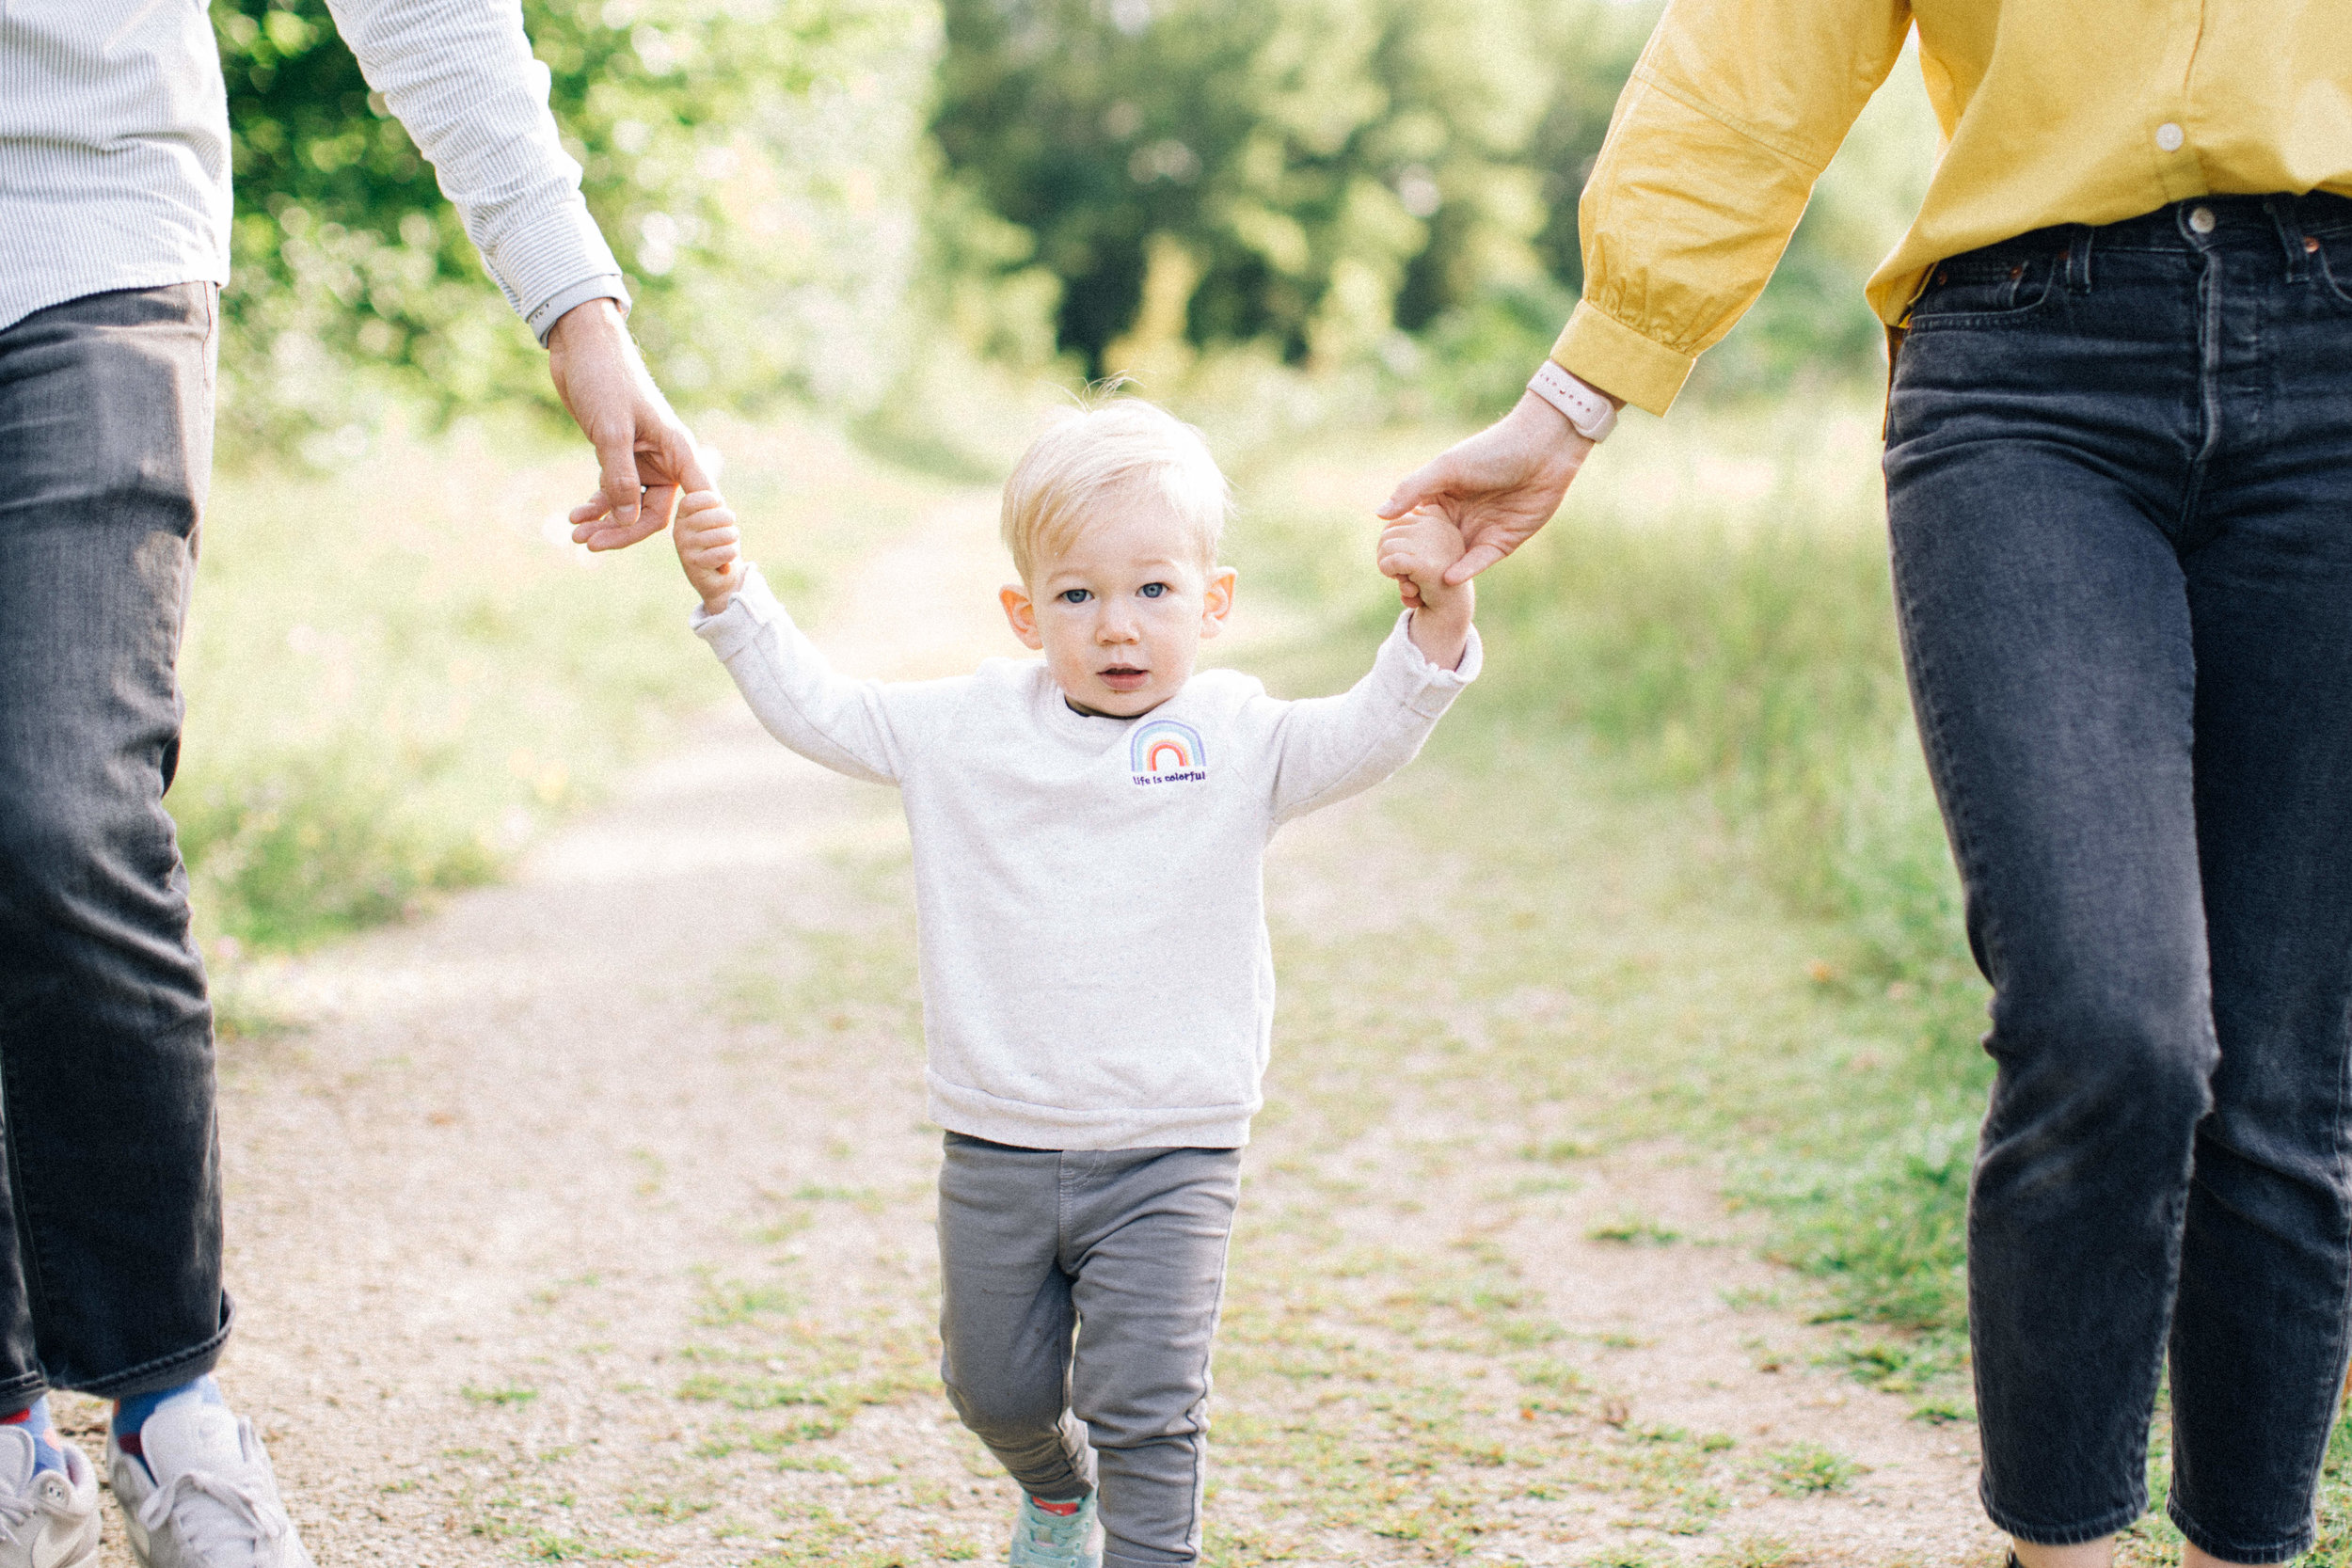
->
xmin=1000 ymin=491 xmax=1236 ymax=718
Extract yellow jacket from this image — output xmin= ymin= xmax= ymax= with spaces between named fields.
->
xmin=1555 ymin=1 xmax=2352 ymax=414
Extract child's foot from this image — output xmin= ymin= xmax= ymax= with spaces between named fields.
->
xmin=1009 ymin=1492 xmax=1101 ymax=1568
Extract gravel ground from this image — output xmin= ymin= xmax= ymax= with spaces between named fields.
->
xmin=61 ymin=493 xmax=2007 ymax=1566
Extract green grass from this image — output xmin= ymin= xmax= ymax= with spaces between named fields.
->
xmin=178 ymin=410 xmax=962 ymax=955
xmin=1229 ymin=404 xmax=1991 ymax=1354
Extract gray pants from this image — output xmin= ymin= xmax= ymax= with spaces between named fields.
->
xmin=937 ymin=1133 xmax=1241 ymax=1568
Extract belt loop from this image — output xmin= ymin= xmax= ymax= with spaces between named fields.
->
xmin=2063 ymin=225 xmax=2093 ymax=293
xmin=2265 ymin=194 xmax=2311 ymax=282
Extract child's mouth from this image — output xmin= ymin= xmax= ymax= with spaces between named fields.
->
xmin=1099 ymin=666 xmax=1149 ymax=691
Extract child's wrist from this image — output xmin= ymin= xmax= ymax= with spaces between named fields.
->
xmin=1407 ymin=580 xmax=1473 ymax=663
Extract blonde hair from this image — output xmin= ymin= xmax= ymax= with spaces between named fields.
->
xmin=1001 ymin=393 xmax=1231 ymax=584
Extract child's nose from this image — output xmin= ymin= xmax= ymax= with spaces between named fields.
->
xmin=1097 ymin=605 xmax=1140 ymax=641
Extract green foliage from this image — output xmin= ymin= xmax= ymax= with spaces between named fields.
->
xmin=1232 ymin=406 xmax=1987 ymax=1344
xmin=931 ymin=0 xmax=1935 ymax=402
xmin=212 ymin=0 xmax=938 ymax=453
xmin=930 ymin=0 xmax=1650 ymax=375
xmin=1454 ymin=405 xmax=1991 ymax=1338
xmin=174 ymin=413 xmax=951 ymax=952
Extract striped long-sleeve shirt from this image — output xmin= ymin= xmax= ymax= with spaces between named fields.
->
xmin=0 ymin=0 xmax=626 ymax=341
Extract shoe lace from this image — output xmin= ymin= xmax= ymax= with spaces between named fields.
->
xmin=136 ymin=1467 xmax=291 ymax=1564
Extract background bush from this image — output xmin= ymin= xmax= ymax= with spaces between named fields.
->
xmin=214 ymin=0 xmax=939 ymax=455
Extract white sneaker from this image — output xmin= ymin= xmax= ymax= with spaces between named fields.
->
xmin=0 ymin=1427 xmax=99 ymax=1568
xmin=106 ymin=1399 xmax=313 ymax=1568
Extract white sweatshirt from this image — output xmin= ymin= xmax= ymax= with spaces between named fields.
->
xmin=694 ymin=567 xmax=1481 ymax=1150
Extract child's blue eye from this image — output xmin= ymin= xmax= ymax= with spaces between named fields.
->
xmin=1059 ymin=588 xmax=1091 ymax=605
xmin=1139 ymin=582 xmax=1168 ymax=599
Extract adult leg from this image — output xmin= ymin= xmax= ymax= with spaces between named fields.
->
xmin=1063 ymin=1147 xmax=1239 ymax=1568
xmin=936 ymin=1134 xmax=1096 ymax=1502
xmin=1884 ymin=236 xmax=2214 ymax=1545
xmin=2161 ymin=203 xmax=2352 ymax=1563
xmin=0 ymin=284 xmax=230 ymax=1400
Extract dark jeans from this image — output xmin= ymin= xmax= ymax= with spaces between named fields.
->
xmin=0 ymin=285 xmax=230 ymax=1402
xmin=1885 ymin=193 xmax=2352 ymax=1560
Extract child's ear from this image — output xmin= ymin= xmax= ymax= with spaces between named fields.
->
xmin=1199 ymin=566 xmax=1238 ymax=640
xmin=1000 ymin=583 xmax=1043 ymax=650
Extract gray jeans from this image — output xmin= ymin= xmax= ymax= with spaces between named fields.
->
xmin=0 ymin=283 xmax=230 ymax=1402
xmin=937 ymin=1133 xmax=1241 ymax=1568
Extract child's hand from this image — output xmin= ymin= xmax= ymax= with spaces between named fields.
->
xmin=1377 ymin=506 xmax=1474 ymax=670
xmin=1376 ymin=507 xmax=1467 ymax=610
xmin=675 ymin=489 xmax=743 ymax=613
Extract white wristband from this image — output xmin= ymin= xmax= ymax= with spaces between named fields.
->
xmin=1526 ymin=360 xmax=1618 ymax=443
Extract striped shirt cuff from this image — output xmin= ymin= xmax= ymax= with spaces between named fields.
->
xmin=482 ymin=193 xmax=626 ymax=339
xmin=527 ymin=273 xmax=631 ymax=344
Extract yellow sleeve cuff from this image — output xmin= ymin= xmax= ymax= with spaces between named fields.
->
xmin=1550 ymin=301 xmax=1696 ymax=419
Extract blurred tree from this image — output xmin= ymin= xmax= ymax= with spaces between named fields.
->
xmin=213 ymin=0 xmax=938 ymax=454
xmin=932 ymin=0 xmax=1936 ymax=404
xmin=931 ymin=0 xmax=1586 ymax=377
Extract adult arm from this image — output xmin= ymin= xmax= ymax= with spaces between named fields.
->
xmin=1383 ymin=0 xmax=1912 ymax=583
xmin=322 ymin=0 xmax=707 ymax=546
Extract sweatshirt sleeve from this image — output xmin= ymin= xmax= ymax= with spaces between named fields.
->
xmin=1262 ymin=613 xmax=1483 ymax=826
xmin=1556 ymin=0 xmax=1912 ymax=414
xmin=691 ymin=566 xmax=923 ymax=785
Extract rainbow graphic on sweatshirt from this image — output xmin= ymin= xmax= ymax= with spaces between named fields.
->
xmin=1130 ymin=717 xmax=1207 ymax=785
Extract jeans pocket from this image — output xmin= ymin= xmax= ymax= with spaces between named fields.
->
xmin=1905 ymin=252 xmax=2062 ymax=331
xmin=2309 ymin=225 xmax=2352 ymax=310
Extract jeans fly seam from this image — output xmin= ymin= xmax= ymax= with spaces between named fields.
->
xmin=2180 ymin=250 xmax=2224 ymax=534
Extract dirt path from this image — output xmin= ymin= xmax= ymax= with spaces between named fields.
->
xmin=61 ymin=493 xmax=2005 ymax=1566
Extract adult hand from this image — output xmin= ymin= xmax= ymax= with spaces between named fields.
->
xmin=547 ymin=298 xmax=709 ymax=551
xmin=1377 ymin=389 xmax=1597 ymax=603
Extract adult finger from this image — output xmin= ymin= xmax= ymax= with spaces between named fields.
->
xmin=592 ymin=422 xmax=644 ymax=535
xmin=581 ymin=424 xmax=704 ymax=550
xmin=1444 ymin=540 xmax=1510 ymax=586
xmin=1379 ymin=454 xmax=1457 ymax=520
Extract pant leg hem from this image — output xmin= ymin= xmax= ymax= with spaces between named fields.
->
xmin=2168 ymin=1497 xmax=2315 ymax=1565
xmin=1982 ymin=1488 xmax=2145 ymax=1547
xmin=0 ymin=1372 xmax=47 ymax=1412
xmin=65 ymin=1294 xmax=231 ymax=1401
xmin=1103 ymin=1552 xmax=1191 ymax=1568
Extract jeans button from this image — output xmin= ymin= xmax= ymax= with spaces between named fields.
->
xmin=2188 ymin=205 xmax=2217 ymax=234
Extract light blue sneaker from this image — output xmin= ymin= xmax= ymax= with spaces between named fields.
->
xmin=1009 ymin=1492 xmax=1100 ymax=1568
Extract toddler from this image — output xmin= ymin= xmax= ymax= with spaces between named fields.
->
xmin=673 ymin=398 xmax=1478 ymax=1568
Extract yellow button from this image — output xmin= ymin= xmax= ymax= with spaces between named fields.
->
xmin=2156 ymin=121 xmax=2185 ymax=151
xmin=2188 ymin=206 xmax=2217 ymax=233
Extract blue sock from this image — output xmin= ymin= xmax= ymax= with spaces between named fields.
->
xmin=113 ymin=1375 xmax=224 ymax=1477
xmin=2 ymin=1395 xmax=65 ymax=1475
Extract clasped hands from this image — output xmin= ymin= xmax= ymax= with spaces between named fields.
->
xmin=1374 ymin=388 xmax=1597 ymax=608
xmin=548 ymin=295 xmax=1597 ymax=625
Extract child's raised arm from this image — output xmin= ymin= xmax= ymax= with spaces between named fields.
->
xmin=680 ymin=494 xmax=934 ymax=787
xmin=675 ymin=489 xmax=744 ymax=614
